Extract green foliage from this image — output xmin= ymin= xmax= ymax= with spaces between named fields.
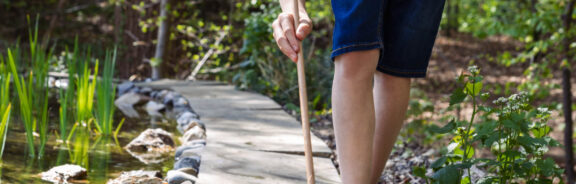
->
xmin=5 ymin=17 xmax=52 ymax=158
xmin=0 ymin=59 xmax=11 ymax=162
xmin=58 ymin=41 xmax=79 ymax=143
xmin=450 ymin=0 xmax=575 ymax=103
xmin=69 ymin=120 xmax=91 ymax=168
xmin=77 ymin=59 xmax=98 ymax=125
xmin=95 ymin=48 xmax=120 ymax=136
xmin=233 ymin=1 xmax=334 ymax=116
xmin=417 ymin=66 xmax=563 ymax=183
xmin=403 ymin=89 xmax=446 ymax=145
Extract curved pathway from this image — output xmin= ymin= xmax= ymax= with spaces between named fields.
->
xmin=140 ymin=80 xmax=340 ymax=184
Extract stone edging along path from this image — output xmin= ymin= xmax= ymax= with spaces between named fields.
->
xmin=145 ymin=80 xmax=341 ymax=184
xmin=115 ymin=81 xmax=208 ymax=184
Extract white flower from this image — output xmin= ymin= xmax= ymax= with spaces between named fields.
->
xmin=537 ymin=107 xmax=550 ymax=115
xmin=467 ymin=65 xmax=479 ymax=74
xmin=493 ymin=97 xmax=508 ymax=104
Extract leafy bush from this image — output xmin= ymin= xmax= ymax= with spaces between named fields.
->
xmin=233 ymin=0 xmax=334 ymax=117
xmin=414 ymin=66 xmax=563 ymax=184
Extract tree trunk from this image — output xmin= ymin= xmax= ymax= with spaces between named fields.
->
xmin=562 ymin=0 xmax=575 ymax=183
xmin=152 ymin=0 xmax=168 ymax=80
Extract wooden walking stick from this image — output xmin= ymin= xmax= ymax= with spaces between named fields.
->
xmin=292 ymin=0 xmax=315 ymax=183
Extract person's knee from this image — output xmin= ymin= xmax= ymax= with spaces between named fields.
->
xmin=334 ymin=49 xmax=379 ymax=81
xmin=374 ymin=72 xmax=411 ymax=87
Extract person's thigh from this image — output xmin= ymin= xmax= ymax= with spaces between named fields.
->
xmin=377 ymin=0 xmax=446 ymax=78
xmin=330 ymin=0 xmax=386 ymax=61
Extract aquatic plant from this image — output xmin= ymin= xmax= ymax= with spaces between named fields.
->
xmin=0 ymin=59 xmax=12 ymax=161
xmin=59 ymin=41 xmax=79 ymax=143
xmin=28 ymin=17 xmax=51 ymax=157
xmin=69 ymin=121 xmax=91 ymax=168
xmin=76 ymin=57 xmax=98 ymax=125
xmin=6 ymin=17 xmax=52 ymax=157
xmin=95 ymin=49 xmax=120 ymax=136
xmin=7 ymin=49 xmax=37 ymax=157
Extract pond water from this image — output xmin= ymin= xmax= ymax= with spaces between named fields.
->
xmin=0 ymin=110 xmax=178 ymax=183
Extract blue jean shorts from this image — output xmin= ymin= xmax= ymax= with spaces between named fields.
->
xmin=330 ymin=0 xmax=446 ymax=78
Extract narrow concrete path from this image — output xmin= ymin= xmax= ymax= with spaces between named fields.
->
xmin=141 ymin=80 xmax=341 ymax=183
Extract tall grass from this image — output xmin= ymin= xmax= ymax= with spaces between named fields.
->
xmin=95 ymin=49 xmax=118 ymax=135
xmin=7 ymin=17 xmax=52 ymax=157
xmin=0 ymin=58 xmax=12 ymax=162
xmin=59 ymin=40 xmax=79 ymax=142
xmin=7 ymin=48 xmax=36 ymax=157
xmin=76 ymin=57 xmax=98 ymax=125
xmin=28 ymin=16 xmax=51 ymax=157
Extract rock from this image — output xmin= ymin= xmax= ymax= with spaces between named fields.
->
xmin=173 ymin=97 xmax=189 ymax=107
xmin=176 ymin=168 xmax=199 ymax=178
xmin=117 ymin=82 xmax=135 ymax=96
xmin=115 ymin=92 xmax=146 ymax=118
xmin=129 ymin=86 xmax=141 ymax=94
xmin=176 ymin=149 xmax=203 ymax=162
xmin=177 ymin=111 xmax=199 ymax=119
xmin=146 ymin=101 xmax=166 ymax=117
xmin=173 ymin=156 xmax=201 ymax=173
xmin=185 ymin=139 xmax=206 ymax=146
xmin=40 ymin=164 xmax=87 ymax=183
xmin=125 ymin=128 xmax=175 ymax=164
xmin=180 ymin=126 xmax=206 ymax=144
xmin=177 ymin=118 xmax=204 ymax=134
xmin=107 ymin=170 xmax=163 ymax=184
xmin=173 ymin=107 xmax=198 ymax=118
xmin=150 ymin=91 xmax=160 ymax=100
xmin=126 ymin=128 xmax=175 ymax=152
xmin=165 ymin=170 xmax=197 ymax=184
xmin=140 ymin=87 xmax=153 ymax=96
xmin=175 ymin=144 xmax=205 ymax=159
xmin=177 ymin=112 xmax=200 ymax=124
xmin=157 ymin=90 xmax=170 ymax=100
xmin=163 ymin=92 xmax=181 ymax=107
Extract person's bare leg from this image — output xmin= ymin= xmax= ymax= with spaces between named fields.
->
xmin=369 ymin=72 xmax=411 ymax=183
xmin=332 ymin=49 xmax=379 ymax=183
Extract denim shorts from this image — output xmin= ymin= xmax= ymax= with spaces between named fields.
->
xmin=330 ymin=0 xmax=446 ymax=78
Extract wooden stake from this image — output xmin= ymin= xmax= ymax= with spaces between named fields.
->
xmin=293 ymin=0 xmax=315 ymax=183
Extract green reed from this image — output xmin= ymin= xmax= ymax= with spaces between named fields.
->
xmin=76 ymin=58 xmax=98 ymax=125
xmin=0 ymin=59 xmax=12 ymax=162
xmin=6 ymin=17 xmax=52 ymax=157
xmin=68 ymin=121 xmax=91 ymax=168
xmin=7 ymin=49 xmax=36 ymax=157
xmin=95 ymin=48 xmax=119 ymax=135
xmin=59 ymin=40 xmax=80 ymax=143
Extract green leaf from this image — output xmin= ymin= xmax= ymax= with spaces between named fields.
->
xmin=461 ymin=176 xmax=470 ymax=184
xmin=432 ymin=165 xmax=460 ymax=184
xmin=454 ymin=146 xmax=474 ymax=159
xmin=502 ymin=119 xmax=519 ymax=130
xmin=465 ymin=82 xmax=483 ymax=96
xmin=413 ymin=166 xmax=427 ymax=178
xmin=431 ymin=156 xmax=448 ymax=169
xmin=536 ymin=158 xmax=556 ymax=177
xmin=476 ymin=177 xmax=496 ymax=184
xmin=450 ymin=87 xmax=466 ymax=106
xmin=284 ymin=103 xmax=300 ymax=113
xmin=430 ymin=120 xmax=457 ymax=134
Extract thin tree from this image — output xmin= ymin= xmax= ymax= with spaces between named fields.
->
xmin=152 ymin=0 xmax=168 ymax=80
xmin=562 ymin=0 xmax=575 ymax=182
